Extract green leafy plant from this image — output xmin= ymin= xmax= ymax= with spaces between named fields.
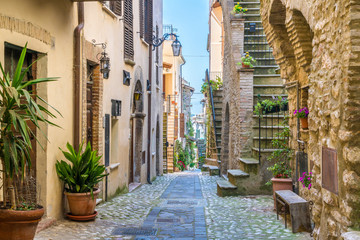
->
xmin=200 ymin=76 xmax=223 ymax=94
xmin=232 ymin=2 xmax=248 ymax=14
xmin=266 ymin=117 xmax=292 ymax=185
xmin=55 ymin=142 xmax=108 ymax=195
xmin=0 ymin=44 xmax=60 ymax=209
xmin=238 ymin=52 xmax=256 ymax=68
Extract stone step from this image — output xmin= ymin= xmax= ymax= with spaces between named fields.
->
xmin=252 ymin=148 xmax=281 ymax=153
xmin=217 ymin=179 xmax=238 ymax=197
xmin=239 ymin=158 xmax=259 ymax=174
xmin=205 ymin=158 xmax=218 ymax=167
xmin=253 ymin=76 xmax=283 ymax=85
xmin=209 ymin=166 xmax=220 ymax=176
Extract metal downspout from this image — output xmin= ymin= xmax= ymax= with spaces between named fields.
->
xmin=147 ymin=45 xmax=153 ymax=184
xmin=74 ymin=2 xmax=84 ymax=151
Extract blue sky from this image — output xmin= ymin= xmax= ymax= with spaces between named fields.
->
xmin=163 ymin=0 xmax=209 ymax=115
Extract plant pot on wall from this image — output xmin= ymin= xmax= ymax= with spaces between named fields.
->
xmin=271 ymin=178 xmax=293 ymax=210
xmin=242 ymin=63 xmax=250 ymax=68
xmin=233 ymin=13 xmax=243 ymax=19
xmin=300 ymin=118 xmax=308 ymax=129
xmin=0 ymin=207 xmax=44 ymax=240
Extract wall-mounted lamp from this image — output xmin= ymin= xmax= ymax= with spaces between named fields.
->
xmin=152 ymin=33 xmax=182 ymax=57
xmin=134 ymin=90 xmax=143 ymax=101
xmin=92 ymin=39 xmax=110 ymax=79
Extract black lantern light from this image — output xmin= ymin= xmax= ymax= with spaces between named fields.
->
xmin=153 ymin=33 xmax=182 ymax=57
xmin=100 ymin=51 xmax=110 ymax=79
xmin=92 ymin=39 xmax=110 ymax=79
xmin=171 ymin=39 xmax=182 ymax=57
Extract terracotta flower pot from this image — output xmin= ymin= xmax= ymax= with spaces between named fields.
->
xmin=242 ymin=63 xmax=250 ymax=68
xmin=271 ymin=178 xmax=293 ymax=210
xmin=0 ymin=207 xmax=44 ymax=240
xmin=65 ymin=188 xmax=100 ymax=216
xmin=300 ymin=117 xmax=308 ymax=129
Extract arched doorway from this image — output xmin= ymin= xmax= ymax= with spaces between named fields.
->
xmin=129 ymin=80 xmax=145 ymax=183
xmin=156 ymin=116 xmax=160 ymax=176
xmin=221 ymin=103 xmax=230 ymax=176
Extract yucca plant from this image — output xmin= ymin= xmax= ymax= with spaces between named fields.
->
xmin=55 ymin=142 xmax=107 ymax=195
xmin=0 ymin=44 xmax=60 ymax=209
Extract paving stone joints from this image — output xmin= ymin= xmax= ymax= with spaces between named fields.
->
xmin=35 ymin=172 xmax=311 ymax=239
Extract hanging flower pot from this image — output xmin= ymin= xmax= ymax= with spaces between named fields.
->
xmin=300 ymin=117 xmax=308 ymax=129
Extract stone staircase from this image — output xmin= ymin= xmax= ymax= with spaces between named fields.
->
xmin=217 ymin=0 xmax=287 ymax=196
xmin=201 ymin=158 xmax=220 ymax=176
xmin=213 ymin=89 xmax=223 ymax=164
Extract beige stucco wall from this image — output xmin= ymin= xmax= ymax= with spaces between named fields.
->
xmin=0 ymin=0 xmax=76 ymax=219
xmin=0 ymin=0 xmax=164 ymax=220
xmin=209 ymin=6 xmax=223 ymax=74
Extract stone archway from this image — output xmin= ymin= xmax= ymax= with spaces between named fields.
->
xmin=221 ymin=103 xmax=230 ymax=176
xmin=130 ymin=80 xmax=145 ymax=183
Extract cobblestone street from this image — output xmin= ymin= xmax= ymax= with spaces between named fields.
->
xmin=35 ymin=172 xmax=311 ymax=240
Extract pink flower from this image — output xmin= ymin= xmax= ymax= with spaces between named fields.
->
xmin=308 ymin=183 xmax=311 ymax=189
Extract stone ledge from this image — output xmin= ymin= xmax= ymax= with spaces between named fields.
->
xmin=217 ymin=179 xmax=237 ymax=189
xmin=228 ymin=169 xmax=249 ymax=178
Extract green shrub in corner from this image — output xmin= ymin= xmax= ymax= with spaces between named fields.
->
xmin=55 ymin=142 xmax=108 ymax=195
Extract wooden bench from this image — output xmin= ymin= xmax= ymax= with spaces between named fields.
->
xmin=275 ymin=190 xmax=312 ymax=233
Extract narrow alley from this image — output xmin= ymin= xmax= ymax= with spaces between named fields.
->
xmin=35 ymin=172 xmax=310 ymax=240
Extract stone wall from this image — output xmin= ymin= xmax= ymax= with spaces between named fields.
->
xmin=260 ymin=0 xmax=360 ymax=238
xmin=220 ymin=0 xmax=254 ymax=175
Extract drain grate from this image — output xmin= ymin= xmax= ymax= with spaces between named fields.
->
xmin=112 ymin=227 xmax=157 ymax=236
xmin=167 ymin=200 xmax=197 ymax=205
xmin=156 ymin=218 xmax=179 ymax=223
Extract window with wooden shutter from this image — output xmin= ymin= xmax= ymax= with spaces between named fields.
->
xmin=144 ymin=0 xmax=153 ymax=44
xmin=139 ymin=0 xmax=144 ymax=39
xmin=110 ymin=0 xmax=122 ymax=16
xmin=124 ymin=0 xmax=134 ymax=60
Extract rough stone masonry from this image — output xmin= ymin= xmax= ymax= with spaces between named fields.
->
xmin=260 ymin=0 xmax=360 ymax=239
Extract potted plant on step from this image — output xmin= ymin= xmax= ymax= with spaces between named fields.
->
xmin=231 ymin=2 xmax=248 ymax=18
xmin=55 ymin=142 xmax=108 ymax=221
xmin=266 ymin=117 xmax=293 ymax=209
xmin=238 ymin=52 xmax=256 ymax=68
xmin=294 ymin=107 xmax=309 ymax=129
xmin=0 ymin=44 xmax=60 ymax=240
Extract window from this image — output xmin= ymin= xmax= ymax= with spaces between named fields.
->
xmin=139 ymin=0 xmax=153 ymax=44
xmin=124 ymin=0 xmax=134 ymax=60
xmin=110 ymin=0 xmax=122 ymax=16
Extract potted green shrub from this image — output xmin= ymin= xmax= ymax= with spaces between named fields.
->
xmin=231 ymin=2 xmax=248 ymax=18
xmin=294 ymin=107 xmax=309 ymax=129
xmin=238 ymin=52 xmax=256 ymax=68
xmin=0 ymin=45 xmax=60 ymax=240
xmin=55 ymin=142 xmax=107 ymax=221
xmin=266 ymin=118 xmax=293 ymax=209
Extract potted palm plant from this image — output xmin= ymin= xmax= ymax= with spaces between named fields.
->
xmin=0 ymin=45 xmax=60 ymax=240
xmin=55 ymin=142 xmax=107 ymax=221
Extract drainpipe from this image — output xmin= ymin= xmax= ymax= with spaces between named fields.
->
xmin=147 ymin=45 xmax=153 ymax=184
xmin=74 ymin=2 xmax=84 ymax=151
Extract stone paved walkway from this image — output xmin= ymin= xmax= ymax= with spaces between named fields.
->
xmin=35 ymin=171 xmax=311 ymax=240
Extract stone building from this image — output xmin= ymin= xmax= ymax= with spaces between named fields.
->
xmin=0 ymin=0 xmax=163 ymax=222
xmin=259 ymin=0 xmax=360 ymax=238
xmin=162 ymin=28 xmax=186 ymax=172
xmin=207 ymin=0 xmax=287 ymax=195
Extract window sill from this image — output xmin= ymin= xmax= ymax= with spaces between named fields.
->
xmin=125 ymin=58 xmax=136 ymax=66
xmin=141 ymin=38 xmax=149 ymax=47
xmin=109 ymin=163 xmax=120 ymax=170
xmin=102 ymin=5 xmax=117 ymax=19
